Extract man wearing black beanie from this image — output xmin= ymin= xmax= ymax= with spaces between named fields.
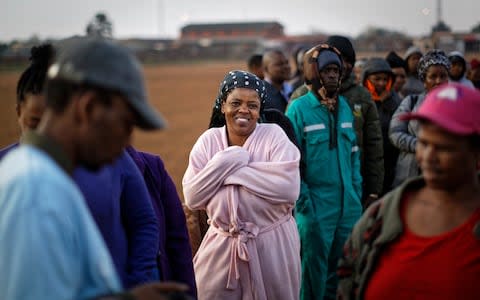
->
xmin=291 ymin=36 xmax=384 ymax=210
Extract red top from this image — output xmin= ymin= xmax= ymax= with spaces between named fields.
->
xmin=364 ymin=195 xmax=480 ymax=300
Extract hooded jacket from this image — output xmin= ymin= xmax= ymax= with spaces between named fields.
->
xmin=361 ymin=58 xmax=402 ymax=194
xmin=448 ymin=51 xmax=475 ymax=88
xmin=389 ymin=92 xmax=426 ymax=187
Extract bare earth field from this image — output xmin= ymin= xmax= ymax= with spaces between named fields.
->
xmin=0 ymin=61 xmax=245 ymax=200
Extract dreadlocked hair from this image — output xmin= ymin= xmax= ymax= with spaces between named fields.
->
xmin=16 ymin=44 xmax=55 ymax=104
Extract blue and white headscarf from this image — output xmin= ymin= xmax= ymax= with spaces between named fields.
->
xmin=210 ymin=70 xmax=267 ymax=128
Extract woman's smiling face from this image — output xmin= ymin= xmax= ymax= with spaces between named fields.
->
xmin=221 ymin=87 xmax=261 ymax=146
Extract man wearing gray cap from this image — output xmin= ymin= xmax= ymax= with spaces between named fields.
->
xmin=0 ymin=38 xmax=188 ymax=299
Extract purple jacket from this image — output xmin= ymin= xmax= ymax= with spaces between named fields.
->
xmin=126 ymin=146 xmax=197 ymax=298
xmin=73 ymin=151 xmax=159 ymax=289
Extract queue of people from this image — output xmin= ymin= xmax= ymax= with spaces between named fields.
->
xmin=0 ymin=35 xmax=480 ymax=300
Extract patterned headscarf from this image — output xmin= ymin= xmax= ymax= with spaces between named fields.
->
xmin=417 ymin=49 xmax=451 ymax=82
xmin=209 ymin=70 xmax=267 ymax=128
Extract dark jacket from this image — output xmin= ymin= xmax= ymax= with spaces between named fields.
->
xmin=374 ymin=93 xmax=401 ymax=195
xmin=290 ymin=77 xmax=384 ymax=202
xmin=126 ymin=146 xmax=197 ymax=299
xmin=341 ymin=74 xmax=384 ymax=201
xmin=263 ymin=80 xmax=290 ymax=113
xmin=362 ymin=58 xmax=402 ymax=194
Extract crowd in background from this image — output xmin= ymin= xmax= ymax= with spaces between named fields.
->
xmin=0 ymin=34 xmax=480 ymax=300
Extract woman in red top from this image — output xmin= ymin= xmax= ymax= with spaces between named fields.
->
xmin=337 ymin=83 xmax=480 ymax=300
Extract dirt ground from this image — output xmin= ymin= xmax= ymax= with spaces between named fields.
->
xmin=0 ymin=61 xmax=245 ymax=200
xmin=0 ymin=60 xmax=248 ymax=253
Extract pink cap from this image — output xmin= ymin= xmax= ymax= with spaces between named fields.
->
xmin=401 ymin=83 xmax=480 ymax=135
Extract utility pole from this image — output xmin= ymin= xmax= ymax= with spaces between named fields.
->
xmin=437 ymin=0 xmax=442 ymax=24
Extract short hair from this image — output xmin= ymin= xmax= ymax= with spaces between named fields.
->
xmin=247 ymin=54 xmax=263 ymax=69
xmin=16 ymin=44 xmax=55 ymax=104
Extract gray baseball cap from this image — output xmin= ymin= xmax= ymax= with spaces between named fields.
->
xmin=48 ymin=37 xmax=166 ymax=130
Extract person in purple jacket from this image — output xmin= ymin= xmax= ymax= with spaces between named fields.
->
xmin=126 ymin=146 xmax=197 ymax=299
xmin=73 ymin=151 xmax=160 ymax=288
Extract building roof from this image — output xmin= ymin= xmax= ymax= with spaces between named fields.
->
xmin=181 ymin=22 xmax=283 ymax=33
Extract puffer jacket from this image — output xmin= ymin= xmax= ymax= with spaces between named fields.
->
xmin=389 ymin=92 xmax=426 ymax=187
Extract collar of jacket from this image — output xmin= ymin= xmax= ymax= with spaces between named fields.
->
xmin=339 ymin=73 xmax=356 ymax=93
xmin=374 ymin=174 xmax=480 ymax=245
xmin=377 ymin=92 xmax=400 ymax=112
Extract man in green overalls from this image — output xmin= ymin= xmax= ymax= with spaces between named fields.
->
xmin=286 ymin=45 xmax=362 ymax=300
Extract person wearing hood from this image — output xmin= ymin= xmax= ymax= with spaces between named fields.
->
xmin=401 ymin=46 xmax=425 ymax=97
xmin=290 ymin=35 xmax=384 ymax=208
xmin=448 ymin=51 xmax=475 ymax=88
xmin=362 ymin=58 xmax=402 ymax=196
xmin=389 ymin=49 xmax=451 ymax=188
xmin=286 ymin=45 xmax=362 ymax=300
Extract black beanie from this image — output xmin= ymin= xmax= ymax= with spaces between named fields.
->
xmin=326 ymin=35 xmax=356 ymax=65
xmin=386 ymin=51 xmax=406 ymax=70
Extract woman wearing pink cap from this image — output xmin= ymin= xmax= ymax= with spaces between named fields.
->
xmin=337 ymin=83 xmax=480 ymax=300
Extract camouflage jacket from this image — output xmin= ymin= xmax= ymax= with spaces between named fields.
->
xmin=336 ymin=177 xmax=421 ymax=299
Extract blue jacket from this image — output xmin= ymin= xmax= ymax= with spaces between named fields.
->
xmin=126 ymin=146 xmax=197 ymax=298
xmin=0 ymin=138 xmax=121 ymax=299
xmin=73 ymin=151 xmax=159 ymax=288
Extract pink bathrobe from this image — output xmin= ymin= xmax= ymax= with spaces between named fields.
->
xmin=183 ymin=123 xmax=301 ymax=300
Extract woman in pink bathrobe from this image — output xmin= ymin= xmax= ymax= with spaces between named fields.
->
xmin=183 ymin=70 xmax=301 ymax=300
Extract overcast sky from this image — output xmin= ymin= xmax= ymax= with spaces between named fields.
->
xmin=1 ymin=0 xmax=479 ymax=42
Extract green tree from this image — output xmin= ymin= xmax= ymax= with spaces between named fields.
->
xmin=86 ymin=12 xmax=113 ymax=38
